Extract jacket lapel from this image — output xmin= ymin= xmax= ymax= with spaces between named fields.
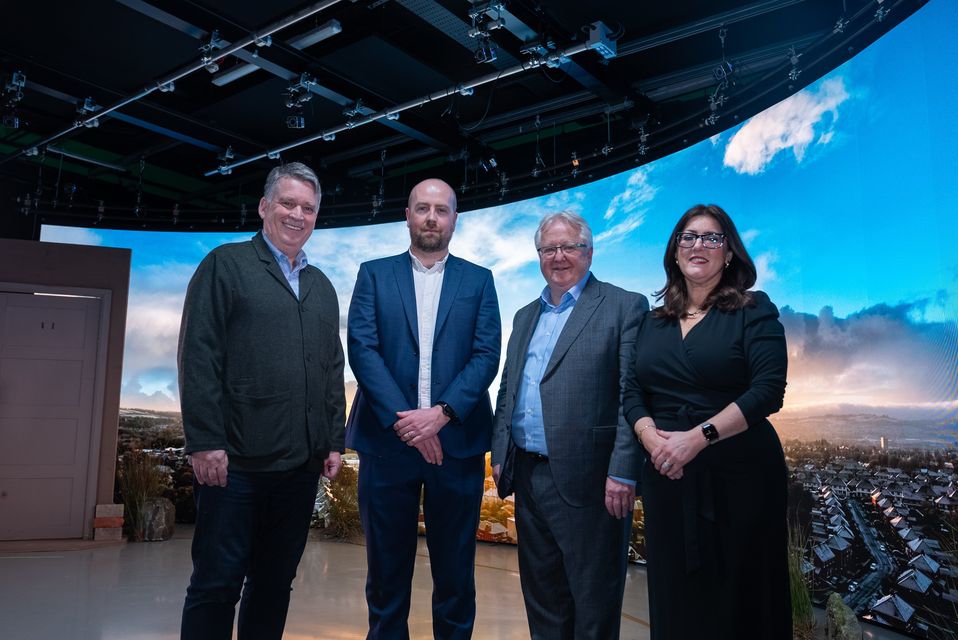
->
xmin=542 ymin=276 xmax=603 ymax=380
xmin=252 ymin=232 xmax=297 ymax=299
xmin=433 ymin=256 xmax=462 ymax=340
xmin=393 ymin=254 xmax=420 ymax=347
xmin=507 ymin=300 xmax=541 ymax=404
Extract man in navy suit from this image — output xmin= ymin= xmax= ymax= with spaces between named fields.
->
xmin=346 ymin=178 xmax=501 ymax=640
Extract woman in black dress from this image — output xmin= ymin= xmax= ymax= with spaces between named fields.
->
xmin=624 ymin=204 xmax=791 ymax=638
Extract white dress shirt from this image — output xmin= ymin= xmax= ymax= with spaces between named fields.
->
xmin=410 ymin=250 xmax=447 ymax=409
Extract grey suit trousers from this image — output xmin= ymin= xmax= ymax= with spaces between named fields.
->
xmin=514 ymin=452 xmax=631 ymax=640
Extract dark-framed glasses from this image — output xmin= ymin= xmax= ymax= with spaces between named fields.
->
xmin=676 ymin=232 xmax=725 ymax=249
xmin=536 ymin=243 xmax=588 ymax=258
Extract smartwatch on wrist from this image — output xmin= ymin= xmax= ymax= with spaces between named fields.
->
xmin=700 ymin=422 xmax=719 ymax=444
xmin=435 ymin=401 xmax=458 ymax=422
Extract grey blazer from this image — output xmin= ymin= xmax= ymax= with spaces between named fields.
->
xmin=491 ymin=275 xmax=648 ymax=506
xmin=178 ymin=232 xmax=346 ymax=473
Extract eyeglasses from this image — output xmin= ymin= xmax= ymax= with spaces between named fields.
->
xmin=676 ymin=232 xmax=725 ymax=249
xmin=272 ymin=199 xmax=317 ymax=217
xmin=536 ymin=243 xmax=588 ymax=258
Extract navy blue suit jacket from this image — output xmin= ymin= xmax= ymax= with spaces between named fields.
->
xmin=346 ymin=252 xmax=501 ymax=458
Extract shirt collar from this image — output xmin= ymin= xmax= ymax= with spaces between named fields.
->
xmin=540 ymin=271 xmax=591 ymax=310
xmin=409 ymin=249 xmax=448 ymax=274
xmin=262 ymin=231 xmax=308 ymax=270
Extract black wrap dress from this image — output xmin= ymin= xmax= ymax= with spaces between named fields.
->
xmin=623 ymin=291 xmax=791 ymax=639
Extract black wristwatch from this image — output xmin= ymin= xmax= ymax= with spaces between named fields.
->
xmin=436 ymin=401 xmax=459 ymax=422
xmin=700 ymin=422 xmax=720 ymax=444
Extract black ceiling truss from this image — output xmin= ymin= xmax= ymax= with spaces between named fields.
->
xmin=0 ymin=0 xmax=928 ymax=233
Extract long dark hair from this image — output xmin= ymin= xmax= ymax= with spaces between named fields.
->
xmin=654 ymin=204 xmax=757 ymax=319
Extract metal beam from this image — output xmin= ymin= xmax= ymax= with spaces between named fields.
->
xmin=207 ymin=37 xmax=607 ymax=175
xmin=115 ymin=0 xmax=207 ymax=39
xmin=487 ymin=5 xmax=622 ymax=102
xmin=26 ymin=80 xmax=222 ymax=152
xmin=121 ymin=0 xmax=450 ymax=150
xmin=617 ymin=0 xmax=808 ymax=57
xmin=635 ymin=32 xmax=824 ymax=101
xmin=211 ymin=20 xmax=342 ymax=86
xmin=1 ymin=0 xmax=346 ymax=164
xmin=397 ymin=0 xmax=518 ymax=68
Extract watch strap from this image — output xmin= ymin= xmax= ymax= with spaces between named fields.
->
xmin=701 ymin=422 xmax=719 ymax=444
xmin=436 ymin=401 xmax=458 ymax=422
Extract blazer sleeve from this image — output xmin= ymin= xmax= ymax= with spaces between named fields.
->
xmin=178 ymin=251 xmax=232 ymax=454
xmin=734 ymin=290 xmax=788 ymax=425
xmin=491 ymin=306 xmax=523 ymax=468
xmin=436 ymin=269 xmax=501 ymax=421
xmin=622 ymin=311 xmax=653 ymax=429
xmin=325 ymin=291 xmax=347 ymax=453
xmin=346 ymin=262 xmax=412 ymax=429
xmin=607 ymin=292 xmax=650 ymax=479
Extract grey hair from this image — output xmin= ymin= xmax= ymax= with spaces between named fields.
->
xmin=534 ymin=211 xmax=593 ymax=248
xmin=264 ymin=162 xmax=321 ymax=201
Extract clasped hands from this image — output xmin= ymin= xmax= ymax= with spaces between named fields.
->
xmin=636 ymin=424 xmax=707 ymax=480
xmin=393 ymin=406 xmax=449 ymax=465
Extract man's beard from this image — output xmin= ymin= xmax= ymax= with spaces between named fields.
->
xmin=412 ymin=229 xmax=446 ymax=252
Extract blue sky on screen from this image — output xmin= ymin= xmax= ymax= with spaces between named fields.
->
xmin=42 ymin=1 xmax=958 ymax=420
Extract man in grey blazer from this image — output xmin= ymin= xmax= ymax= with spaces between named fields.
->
xmin=178 ymin=162 xmax=345 ymax=640
xmin=491 ymin=211 xmax=648 ymax=639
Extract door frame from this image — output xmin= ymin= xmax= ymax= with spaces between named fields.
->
xmin=0 ymin=281 xmax=113 ymax=539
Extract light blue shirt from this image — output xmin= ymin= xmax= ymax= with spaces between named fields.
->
xmin=262 ymin=232 xmax=309 ymax=299
xmin=511 ymin=272 xmax=591 ymax=456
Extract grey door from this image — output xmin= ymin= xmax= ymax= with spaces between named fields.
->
xmin=0 ymin=292 xmax=102 ymax=539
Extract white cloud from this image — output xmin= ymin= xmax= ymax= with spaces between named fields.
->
xmin=723 ymin=77 xmax=849 ymax=175
xmin=39 ymin=225 xmax=103 ymax=246
xmin=709 ymin=133 xmax=722 ymax=146
xmin=778 ymin=301 xmax=958 ymax=410
xmin=753 ymin=251 xmax=779 ymax=289
xmin=603 ymin=167 xmax=656 ymax=220
xmin=594 ymin=213 xmax=645 ymax=246
xmin=741 ymin=229 xmax=760 ymax=244
xmin=112 ymin=179 xmax=659 ymax=411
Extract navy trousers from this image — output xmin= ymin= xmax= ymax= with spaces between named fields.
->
xmin=358 ymin=448 xmax=485 ymax=640
xmin=180 ymin=467 xmax=320 ymax=640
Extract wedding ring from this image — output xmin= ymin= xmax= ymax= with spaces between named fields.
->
xmin=662 ymin=460 xmax=672 ymax=469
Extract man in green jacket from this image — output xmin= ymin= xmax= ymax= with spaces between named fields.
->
xmin=177 ymin=162 xmax=345 ymax=640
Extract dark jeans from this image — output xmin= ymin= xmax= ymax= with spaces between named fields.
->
xmin=180 ymin=467 xmax=320 ymax=640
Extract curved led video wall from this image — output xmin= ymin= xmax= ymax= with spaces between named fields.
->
xmin=42 ymin=2 xmax=958 ymax=635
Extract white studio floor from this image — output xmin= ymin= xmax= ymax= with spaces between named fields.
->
xmin=0 ymin=525 xmax=648 ymax=640
xmin=0 ymin=526 xmax=906 ymax=640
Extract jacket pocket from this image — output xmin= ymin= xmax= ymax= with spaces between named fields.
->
xmin=228 ymin=390 xmax=292 ymax=458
